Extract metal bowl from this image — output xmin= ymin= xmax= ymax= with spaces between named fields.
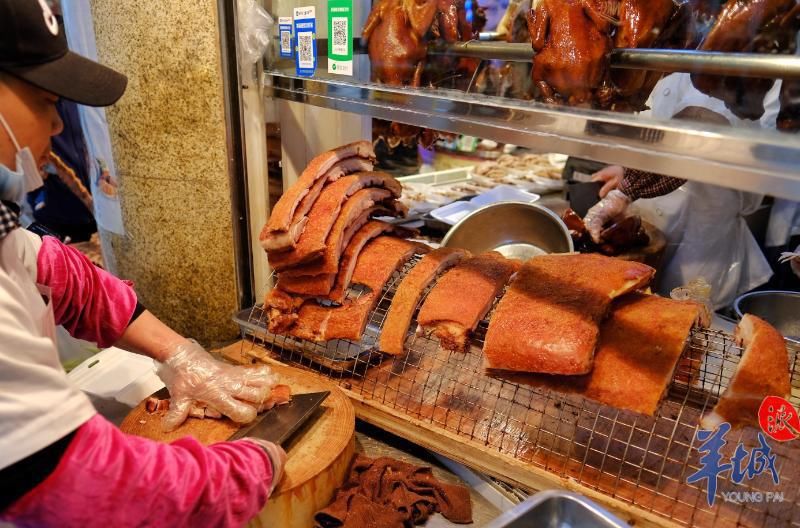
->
xmin=734 ymin=290 xmax=800 ymax=343
xmin=442 ymin=201 xmax=573 ymax=259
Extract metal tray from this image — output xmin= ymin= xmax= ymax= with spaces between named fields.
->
xmin=484 ymin=490 xmax=628 ymax=528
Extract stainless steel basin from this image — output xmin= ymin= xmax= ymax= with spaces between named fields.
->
xmin=442 ymin=202 xmax=573 ymax=260
xmin=734 ymin=290 xmax=800 ymax=343
xmin=485 ymin=490 xmax=628 ymax=528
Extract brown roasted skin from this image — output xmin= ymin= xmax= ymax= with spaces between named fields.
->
xmin=363 ymin=0 xmax=438 ymax=87
xmin=610 ymin=0 xmax=692 ymax=111
xmin=701 ymin=314 xmax=792 ymax=429
xmin=527 ymin=0 xmax=613 ymax=107
xmin=417 ymin=252 xmax=520 ymax=352
xmin=691 ymin=0 xmax=800 ymax=120
xmin=483 ymin=254 xmax=655 ymax=375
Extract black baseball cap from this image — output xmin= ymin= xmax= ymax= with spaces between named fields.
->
xmin=0 ymin=0 xmax=127 ymax=107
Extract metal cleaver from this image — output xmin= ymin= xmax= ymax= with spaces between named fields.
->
xmin=228 ymin=391 xmax=330 ymax=445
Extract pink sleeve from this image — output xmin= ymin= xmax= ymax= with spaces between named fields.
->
xmin=2 ymin=415 xmax=274 ymax=528
xmin=36 ymin=236 xmax=138 ymax=348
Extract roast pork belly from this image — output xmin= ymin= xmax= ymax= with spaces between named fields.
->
xmin=260 ymin=141 xmax=375 ymax=252
xmin=289 ymin=237 xmax=426 ymax=342
xmin=279 ymin=192 xmax=407 ymax=277
xmin=264 ymin=288 xmax=305 ymax=334
xmin=379 ymin=247 xmax=471 ymax=356
xmin=701 ymin=314 xmax=792 ymax=430
xmin=576 ymin=293 xmax=703 ymax=415
xmin=328 ymin=221 xmax=415 ymax=304
xmin=267 ymin=172 xmax=401 ymax=269
xmin=417 ymin=252 xmax=520 ymax=353
xmin=277 ymin=219 xmax=409 ymax=298
xmin=483 ymin=253 xmax=654 ymax=375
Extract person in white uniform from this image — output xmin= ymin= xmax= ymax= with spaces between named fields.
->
xmin=0 ymin=1 xmax=285 ymax=525
xmin=585 ymin=72 xmax=778 ymax=310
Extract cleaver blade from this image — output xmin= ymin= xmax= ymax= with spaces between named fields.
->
xmin=228 ymin=391 xmax=330 ymax=446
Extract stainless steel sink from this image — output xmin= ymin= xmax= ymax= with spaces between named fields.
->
xmin=485 ymin=490 xmax=628 ymax=528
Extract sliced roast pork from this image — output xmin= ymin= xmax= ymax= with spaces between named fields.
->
xmin=417 ymin=252 xmax=520 ymax=353
xmin=260 ymin=141 xmax=375 ymax=252
xmin=378 ymin=247 xmax=471 ymax=356
xmin=279 ymin=189 xmax=407 ymax=277
xmin=267 ymin=172 xmax=401 ymax=269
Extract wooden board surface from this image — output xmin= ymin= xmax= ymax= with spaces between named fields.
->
xmin=121 ymin=350 xmax=356 ymax=528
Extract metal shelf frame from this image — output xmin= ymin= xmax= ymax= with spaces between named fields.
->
xmin=265 ymin=72 xmax=800 ymax=201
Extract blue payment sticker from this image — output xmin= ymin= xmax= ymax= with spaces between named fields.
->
xmin=293 ymin=6 xmax=316 ymax=77
xmin=278 ymin=17 xmax=293 ymax=58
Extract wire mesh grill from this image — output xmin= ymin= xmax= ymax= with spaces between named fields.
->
xmin=238 ymin=256 xmax=800 ymax=527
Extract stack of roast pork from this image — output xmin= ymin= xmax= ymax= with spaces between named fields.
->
xmin=262 ymin=142 xmax=791 ymax=428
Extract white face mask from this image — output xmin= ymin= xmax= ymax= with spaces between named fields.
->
xmin=0 ymin=111 xmax=45 ymax=200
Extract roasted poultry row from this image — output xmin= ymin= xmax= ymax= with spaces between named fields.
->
xmin=363 ymin=0 xmax=800 ymax=129
xmin=260 ymin=144 xmax=791 ymax=427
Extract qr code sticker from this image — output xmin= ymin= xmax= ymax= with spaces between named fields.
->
xmin=297 ymin=32 xmax=314 ymax=69
xmin=280 ymin=30 xmax=291 ymax=55
xmin=332 ymin=17 xmax=348 ymax=56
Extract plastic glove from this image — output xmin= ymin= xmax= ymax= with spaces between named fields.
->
xmin=242 ymin=438 xmax=288 ymax=494
xmin=779 ymin=245 xmax=800 ymax=279
xmin=583 ymin=189 xmax=632 ymax=244
xmin=157 ymin=339 xmax=278 ymax=431
xmin=591 ymin=165 xmax=624 ymax=198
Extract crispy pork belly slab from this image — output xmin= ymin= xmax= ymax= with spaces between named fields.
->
xmin=260 ymin=141 xmax=375 ymax=252
xmin=379 ymin=248 xmax=472 ymax=356
xmin=276 ymin=220 xmax=408 ymax=298
xmin=289 ymin=237 xmax=426 ymax=342
xmin=266 ymin=172 xmax=401 ymax=268
xmin=276 ymin=188 xmax=406 ymax=275
xmin=701 ymin=314 xmax=792 ymax=430
xmin=495 ymin=293 xmax=704 ymax=416
xmin=582 ymin=293 xmax=703 ymax=415
xmin=327 ymin=221 xmax=414 ymax=304
xmin=417 ymin=252 xmax=520 ymax=353
xmin=483 ymin=253 xmax=655 ymax=375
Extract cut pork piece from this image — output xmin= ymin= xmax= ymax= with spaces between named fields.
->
xmin=701 ymin=314 xmax=792 ymax=430
xmin=267 ymin=172 xmax=401 ymax=269
xmin=260 ymin=141 xmax=375 ymax=252
xmin=578 ymin=293 xmax=704 ymax=415
xmin=327 ymin=221 xmax=414 ymax=303
xmin=378 ymin=247 xmax=471 ymax=356
xmin=279 ymin=191 xmax=407 ymax=276
xmin=417 ymin=252 xmax=519 ymax=353
xmin=483 ymin=254 xmax=655 ymax=375
xmin=288 ymin=237 xmax=427 ymax=342
xmin=277 ymin=220 xmax=408 ymax=298
xmin=264 ymin=288 xmax=305 ymax=334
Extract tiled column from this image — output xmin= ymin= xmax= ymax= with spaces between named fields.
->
xmin=89 ymin=1 xmax=239 ymax=345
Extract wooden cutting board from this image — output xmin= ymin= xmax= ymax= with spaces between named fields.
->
xmin=120 ymin=355 xmax=355 ymax=528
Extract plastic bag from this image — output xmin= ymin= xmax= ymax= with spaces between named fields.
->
xmin=238 ymin=0 xmax=274 ymax=66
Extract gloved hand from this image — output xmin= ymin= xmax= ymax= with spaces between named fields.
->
xmin=242 ymin=438 xmax=288 ymax=494
xmin=591 ymin=165 xmax=624 ymax=198
xmin=779 ymin=245 xmax=800 ymax=279
xmin=583 ymin=189 xmax=632 ymax=244
xmin=157 ymin=339 xmax=278 ymax=431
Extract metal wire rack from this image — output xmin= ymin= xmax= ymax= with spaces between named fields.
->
xmin=236 ymin=254 xmax=800 ymax=527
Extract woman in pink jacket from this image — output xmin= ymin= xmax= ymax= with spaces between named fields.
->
xmin=0 ymin=1 xmax=285 ymax=526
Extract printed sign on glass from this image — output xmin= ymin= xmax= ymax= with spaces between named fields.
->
xmin=279 ymin=17 xmax=293 ymax=58
xmin=327 ymin=0 xmax=353 ymax=76
xmin=293 ymin=6 xmax=316 ymax=77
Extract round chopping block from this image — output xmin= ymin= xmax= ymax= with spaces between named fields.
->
xmin=121 ymin=363 xmax=355 ymax=528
